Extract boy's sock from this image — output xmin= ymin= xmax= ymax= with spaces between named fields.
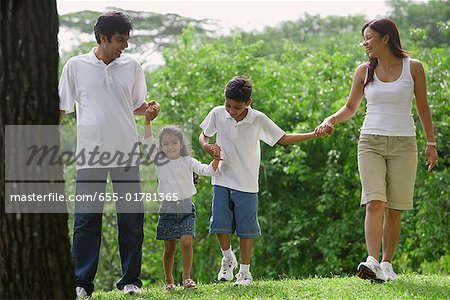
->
xmin=239 ymin=264 xmax=250 ymax=273
xmin=222 ymin=246 xmax=234 ymax=259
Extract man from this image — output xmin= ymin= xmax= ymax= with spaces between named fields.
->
xmin=59 ymin=11 xmax=159 ymax=297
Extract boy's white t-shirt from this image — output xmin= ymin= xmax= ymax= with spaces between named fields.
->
xmin=141 ymin=136 xmax=216 ymax=200
xmin=200 ymin=106 xmax=285 ymax=193
xmin=58 ymin=48 xmax=147 ymax=169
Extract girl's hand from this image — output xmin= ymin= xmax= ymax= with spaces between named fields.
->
xmin=425 ymin=145 xmax=438 ymax=171
xmin=204 ymin=144 xmax=221 ymax=160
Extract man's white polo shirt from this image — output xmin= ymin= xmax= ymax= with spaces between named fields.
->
xmin=200 ymin=106 xmax=285 ymax=193
xmin=59 ymin=48 xmax=147 ymax=169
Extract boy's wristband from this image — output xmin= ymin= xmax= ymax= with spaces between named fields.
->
xmin=426 ymin=141 xmax=436 ymax=147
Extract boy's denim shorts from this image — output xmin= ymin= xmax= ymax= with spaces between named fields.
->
xmin=156 ymin=198 xmax=195 ymax=240
xmin=209 ymin=185 xmax=261 ymax=238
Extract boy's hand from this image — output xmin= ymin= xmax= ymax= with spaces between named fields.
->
xmin=211 ymin=145 xmax=221 ymax=160
xmin=204 ymin=144 xmax=221 ymax=160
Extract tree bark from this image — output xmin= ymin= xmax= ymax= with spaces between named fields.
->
xmin=0 ymin=1 xmax=75 ymax=299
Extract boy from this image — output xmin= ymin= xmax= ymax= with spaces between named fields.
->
xmin=199 ymin=76 xmax=325 ymax=286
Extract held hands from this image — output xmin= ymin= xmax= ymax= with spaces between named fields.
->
xmin=314 ymin=119 xmax=334 ymax=137
xmin=144 ymin=100 xmax=160 ymax=123
xmin=204 ymin=144 xmax=222 ymax=160
xmin=425 ymin=145 xmax=438 ymax=171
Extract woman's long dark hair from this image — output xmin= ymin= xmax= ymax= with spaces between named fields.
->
xmin=362 ymin=18 xmax=408 ymax=88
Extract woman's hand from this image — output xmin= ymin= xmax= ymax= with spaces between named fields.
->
xmin=315 ymin=118 xmax=335 ymax=136
xmin=425 ymin=145 xmax=438 ymax=171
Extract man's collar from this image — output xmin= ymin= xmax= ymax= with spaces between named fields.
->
xmin=88 ymin=48 xmax=103 ymax=64
xmin=88 ymin=47 xmax=124 ymax=65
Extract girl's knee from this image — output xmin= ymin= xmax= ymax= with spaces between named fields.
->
xmin=180 ymin=235 xmax=193 ymax=248
xmin=164 ymin=241 xmax=177 ymax=255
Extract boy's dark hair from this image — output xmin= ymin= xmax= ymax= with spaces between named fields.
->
xmin=224 ymin=76 xmax=252 ymax=102
xmin=94 ymin=11 xmax=133 ymax=44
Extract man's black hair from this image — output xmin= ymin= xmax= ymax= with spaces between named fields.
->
xmin=94 ymin=11 xmax=133 ymax=44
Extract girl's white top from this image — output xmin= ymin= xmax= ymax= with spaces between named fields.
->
xmin=142 ymin=136 xmax=216 ymax=200
xmin=362 ymin=57 xmax=416 ymax=136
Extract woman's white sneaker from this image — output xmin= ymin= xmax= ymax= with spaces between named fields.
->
xmin=380 ymin=261 xmax=398 ymax=281
xmin=234 ymin=271 xmax=253 ymax=286
xmin=357 ymin=256 xmax=386 ymax=283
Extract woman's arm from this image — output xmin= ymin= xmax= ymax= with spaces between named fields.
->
xmin=411 ymin=59 xmax=438 ymax=171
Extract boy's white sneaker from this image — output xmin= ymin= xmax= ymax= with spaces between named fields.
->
xmin=234 ymin=271 xmax=253 ymax=286
xmin=380 ymin=261 xmax=398 ymax=281
xmin=217 ymin=251 xmax=238 ymax=281
xmin=357 ymin=256 xmax=386 ymax=283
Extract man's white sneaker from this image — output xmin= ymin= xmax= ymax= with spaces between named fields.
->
xmin=233 ymin=271 xmax=253 ymax=286
xmin=75 ymin=287 xmax=88 ymax=299
xmin=217 ymin=251 xmax=238 ymax=281
xmin=380 ymin=261 xmax=398 ymax=281
xmin=123 ymin=284 xmax=142 ymax=295
xmin=357 ymin=256 xmax=386 ymax=283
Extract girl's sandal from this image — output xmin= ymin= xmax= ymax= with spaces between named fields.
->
xmin=163 ymin=283 xmax=176 ymax=292
xmin=183 ymin=279 xmax=197 ymax=289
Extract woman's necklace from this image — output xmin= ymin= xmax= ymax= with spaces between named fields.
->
xmin=378 ymin=61 xmax=401 ymax=72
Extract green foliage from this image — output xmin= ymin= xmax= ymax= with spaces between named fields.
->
xmin=59 ymin=9 xmax=216 ymax=62
xmin=238 ymin=14 xmax=366 ymax=59
xmin=387 ymin=0 xmax=450 ymax=49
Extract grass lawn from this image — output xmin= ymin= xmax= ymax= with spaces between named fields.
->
xmin=91 ymin=274 xmax=450 ymax=299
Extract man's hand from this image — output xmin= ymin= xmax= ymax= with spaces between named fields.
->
xmin=134 ymin=100 xmax=160 ymax=116
xmin=144 ymin=100 xmax=160 ymax=121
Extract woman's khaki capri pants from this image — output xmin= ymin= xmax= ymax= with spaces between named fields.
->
xmin=358 ymin=134 xmax=418 ymax=210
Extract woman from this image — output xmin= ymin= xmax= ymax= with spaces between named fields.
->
xmin=315 ymin=18 xmax=438 ymax=282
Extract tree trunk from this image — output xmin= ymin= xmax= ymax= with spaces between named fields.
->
xmin=0 ymin=1 xmax=75 ymax=299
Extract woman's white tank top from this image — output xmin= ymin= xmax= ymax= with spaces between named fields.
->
xmin=361 ymin=57 xmax=416 ymax=136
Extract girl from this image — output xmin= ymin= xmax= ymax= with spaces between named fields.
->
xmin=142 ymin=109 xmax=220 ymax=290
